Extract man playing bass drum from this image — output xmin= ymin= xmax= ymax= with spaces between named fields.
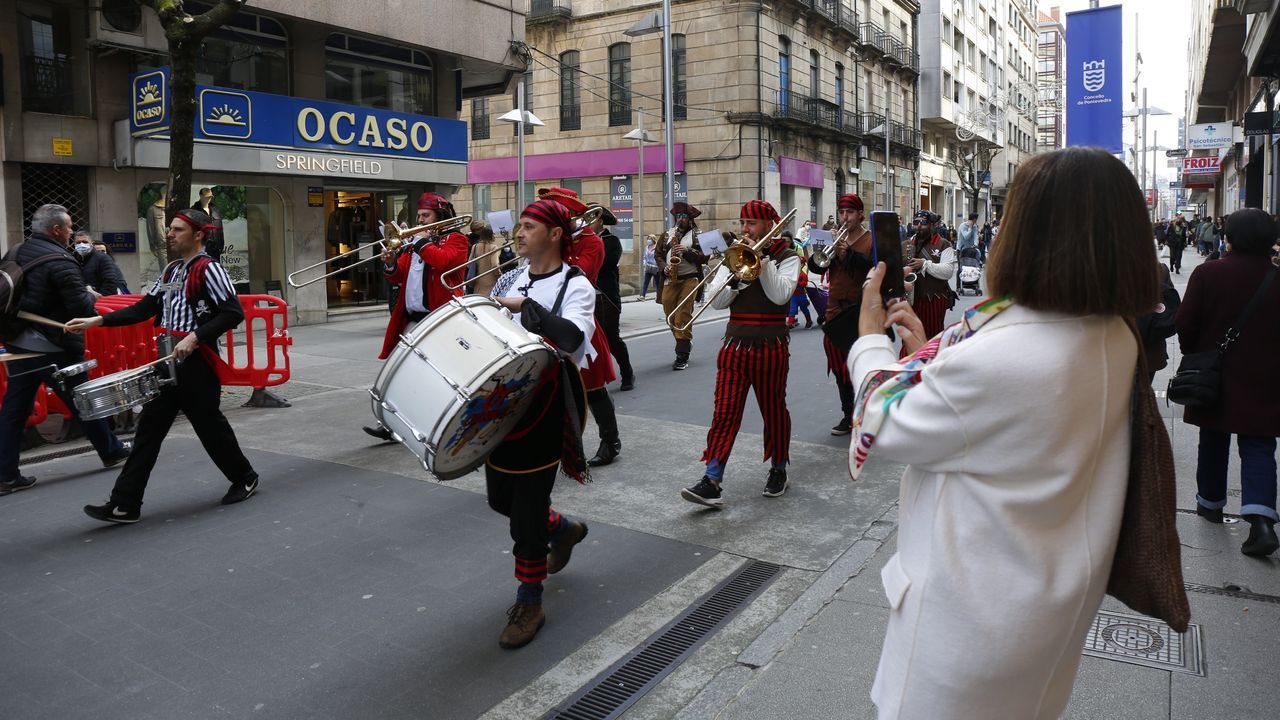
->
xmin=364 ymin=192 xmax=469 ymax=441
xmin=484 ymin=198 xmax=595 ymax=650
xmin=812 ymin=193 xmax=875 ymax=436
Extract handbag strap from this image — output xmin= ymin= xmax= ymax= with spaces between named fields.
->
xmin=1220 ymin=265 xmax=1278 ymax=352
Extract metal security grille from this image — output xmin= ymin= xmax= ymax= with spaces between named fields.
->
xmin=545 ymin=560 xmax=782 ymax=720
xmin=1184 ymin=583 xmax=1280 ymax=605
xmin=20 ymin=163 xmax=91 ymax=236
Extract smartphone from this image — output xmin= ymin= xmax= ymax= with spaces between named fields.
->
xmin=869 ymin=211 xmax=906 ymax=300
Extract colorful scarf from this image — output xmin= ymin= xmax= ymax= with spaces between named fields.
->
xmin=848 ymin=296 xmax=1013 ymax=480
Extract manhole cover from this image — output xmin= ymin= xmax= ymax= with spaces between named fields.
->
xmin=1082 ymin=610 xmax=1204 ymax=676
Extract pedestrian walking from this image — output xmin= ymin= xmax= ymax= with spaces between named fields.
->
xmin=641 ymin=236 xmax=659 ymax=299
xmin=1166 ymin=218 xmax=1186 ymax=274
xmin=0 ymin=205 xmax=131 ymax=495
xmin=72 ymin=231 xmax=127 ymax=296
xmin=71 ymin=208 xmax=259 ymax=522
xmin=1135 ymin=264 xmax=1180 ymax=383
xmin=849 ymin=147 xmax=1163 ymax=719
xmin=786 ymin=267 xmax=813 ymax=328
xmin=1175 ymin=207 xmax=1280 ymax=557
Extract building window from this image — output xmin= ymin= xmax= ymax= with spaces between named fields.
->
xmin=560 ymin=50 xmax=581 ymax=131
xmin=835 ymin=63 xmax=844 ymax=114
xmin=473 ymin=185 xmax=492 ymax=221
xmin=326 ymin=33 xmax=432 ymax=114
xmin=809 ymin=49 xmax=820 ymax=99
xmin=19 ymin=4 xmax=86 ymax=115
xmin=779 ymin=37 xmax=791 ymax=113
xmin=673 ymin=34 xmax=688 ymax=120
xmin=513 ymin=71 xmax=533 ymax=135
xmin=192 ymin=2 xmax=288 ymax=95
xmin=471 ymin=98 xmax=490 ymax=140
xmin=609 ymin=43 xmax=632 ymax=127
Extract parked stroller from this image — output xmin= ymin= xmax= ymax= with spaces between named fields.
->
xmin=958 ymin=247 xmax=983 ymax=296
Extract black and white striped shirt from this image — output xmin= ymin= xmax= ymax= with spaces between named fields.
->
xmin=102 ymin=253 xmax=245 ymax=345
xmin=147 ymin=253 xmax=238 ymax=332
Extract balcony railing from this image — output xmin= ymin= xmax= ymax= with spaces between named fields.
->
xmin=528 ymin=0 xmax=571 ymax=23
xmin=608 ymin=101 xmax=631 ymax=127
xmin=471 ymin=114 xmax=490 ymax=141
xmin=22 ymin=54 xmax=74 ymax=114
xmin=839 ymin=111 xmax=862 ymax=136
xmin=859 ymin=112 xmax=887 ymax=137
xmin=889 ymin=120 xmax=922 ymax=150
xmin=838 ymin=5 xmax=860 ymax=38
xmin=858 ymin=22 xmax=891 ymax=57
xmin=772 ymin=93 xmax=848 ymax=133
xmin=560 ymin=104 xmax=581 ymax=131
xmin=814 ymin=0 xmax=837 ymax=23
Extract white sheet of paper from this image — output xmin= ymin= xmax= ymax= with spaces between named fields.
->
xmin=808 ymin=229 xmax=833 ymax=247
xmin=488 ymin=209 xmax=516 ymax=235
xmin=698 ymin=230 xmax=728 ymax=254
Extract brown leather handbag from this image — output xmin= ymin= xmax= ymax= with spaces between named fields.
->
xmin=1106 ymin=321 xmax=1191 ymax=633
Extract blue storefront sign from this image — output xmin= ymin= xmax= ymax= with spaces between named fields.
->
xmin=1065 ymin=6 xmax=1122 ymax=154
xmin=130 ymin=68 xmax=467 ymax=164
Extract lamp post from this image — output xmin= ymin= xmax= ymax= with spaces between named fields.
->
xmin=624 ymin=119 xmax=658 ymax=291
xmin=625 ymin=2 xmax=676 ymax=211
xmin=497 ymin=80 xmax=545 ymax=212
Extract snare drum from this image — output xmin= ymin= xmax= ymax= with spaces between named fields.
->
xmin=73 ymin=366 xmax=163 ymax=421
xmin=370 ymin=295 xmax=556 ymax=480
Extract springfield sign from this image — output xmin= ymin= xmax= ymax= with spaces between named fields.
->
xmin=1182 ymin=156 xmax=1221 ymax=175
xmin=129 ymin=67 xmax=466 ymax=165
xmin=1187 ymin=123 xmax=1232 ymax=151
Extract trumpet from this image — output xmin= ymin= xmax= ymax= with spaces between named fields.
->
xmin=286 ymin=214 xmax=472 ymax=288
xmin=666 ymin=208 xmax=797 ymax=332
xmin=440 ymin=207 xmax=603 ymax=291
xmin=809 ymin=224 xmax=850 ymax=270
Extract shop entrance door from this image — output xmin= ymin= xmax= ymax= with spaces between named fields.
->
xmin=322 ymin=190 xmax=410 ymax=308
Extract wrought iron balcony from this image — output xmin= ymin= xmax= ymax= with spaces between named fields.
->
xmin=560 ymin=104 xmax=581 ymax=132
xmin=608 ymin=101 xmax=631 ymax=128
xmin=528 ymin=0 xmax=571 ymax=24
xmin=858 ymin=22 xmax=892 ymax=58
xmin=813 ymin=0 xmax=838 ymax=23
xmin=772 ymin=93 xmax=844 ymax=132
xmin=22 ymin=54 xmax=74 ymax=114
xmin=839 ymin=111 xmax=863 ymax=137
xmin=889 ymin=120 xmax=922 ymax=150
xmin=471 ymin=114 xmax=490 ymax=141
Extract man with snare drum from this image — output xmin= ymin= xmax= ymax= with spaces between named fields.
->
xmin=70 ymin=208 xmax=259 ymax=523
xmin=484 ymin=197 xmax=596 ymax=650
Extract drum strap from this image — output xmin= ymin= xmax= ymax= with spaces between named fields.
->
xmin=549 ymin=266 xmax=583 ymax=315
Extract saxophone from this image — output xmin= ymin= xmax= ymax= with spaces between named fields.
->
xmin=664 ymin=226 xmax=682 ymax=281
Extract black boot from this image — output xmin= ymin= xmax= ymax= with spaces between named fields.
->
xmin=588 ymin=439 xmax=620 ymax=467
xmin=363 ymin=425 xmax=394 ymax=442
xmin=620 ymin=373 xmax=636 ymax=391
xmin=1196 ymin=504 xmax=1224 ymax=524
xmin=1241 ymin=515 xmax=1279 ymax=557
xmin=586 ymin=389 xmax=620 ymax=466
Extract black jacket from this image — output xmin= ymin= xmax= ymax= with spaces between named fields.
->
xmin=7 ymin=234 xmax=98 ymax=353
xmin=596 ymin=230 xmax=623 ymax=307
xmin=79 ymin=250 xmax=127 ymax=295
xmin=1136 ymin=264 xmax=1180 ymax=373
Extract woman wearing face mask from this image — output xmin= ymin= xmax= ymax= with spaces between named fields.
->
xmin=72 ymin=231 xmax=127 ymax=296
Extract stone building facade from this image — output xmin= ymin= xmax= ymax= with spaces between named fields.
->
xmin=1036 ymin=6 xmax=1065 ymax=152
xmin=456 ymin=0 xmax=921 ymax=286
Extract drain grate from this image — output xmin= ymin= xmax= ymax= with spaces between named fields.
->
xmin=1082 ymin=610 xmax=1204 ymax=676
xmin=1184 ymin=582 xmax=1280 ymax=605
xmin=545 ymin=560 xmax=782 ymax=720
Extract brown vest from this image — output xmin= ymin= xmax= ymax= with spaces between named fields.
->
xmin=724 ymin=244 xmax=798 ymax=346
xmin=826 ymin=229 xmax=873 ymax=321
xmin=910 ymin=235 xmax=953 ymax=302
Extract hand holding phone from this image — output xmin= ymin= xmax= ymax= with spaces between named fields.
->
xmin=869 ymin=211 xmax=906 ymax=300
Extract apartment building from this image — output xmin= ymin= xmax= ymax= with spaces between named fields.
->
xmin=991 ymin=0 xmax=1039 ymax=215
xmin=456 ymin=0 xmax=921 ymax=281
xmin=1 ymin=0 xmax=523 ymax=324
xmin=1035 ymin=6 xmax=1064 ymax=152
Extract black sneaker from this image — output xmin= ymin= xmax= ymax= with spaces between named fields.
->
xmin=681 ymin=477 xmax=723 ymax=508
xmin=1196 ymin=504 xmax=1224 ymax=524
xmin=831 ymin=417 xmax=853 ymax=436
xmin=83 ymin=501 xmax=140 ymax=524
xmin=762 ymin=469 xmax=788 ymax=498
xmin=672 ymin=358 xmax=689 ymax=371
xmin=0 ymin=476 xmax=37 ymax=495
xmin=102 ymin=440 xmax=133 ymax=468
xmin=221 ymin=476 xmax=259 ymax=505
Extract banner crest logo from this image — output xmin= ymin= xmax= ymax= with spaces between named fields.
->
xmin=1082 ymin=61 xmax=1105 ymax=92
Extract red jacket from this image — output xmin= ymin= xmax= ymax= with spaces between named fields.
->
xmin=567 ymin=228 xmax=604 ymax=284
xmin=378 ymin=231 xmax=469 ymax=359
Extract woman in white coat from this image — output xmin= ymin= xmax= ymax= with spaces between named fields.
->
xmin=848 ymin=147 xmax=1162 ymax=720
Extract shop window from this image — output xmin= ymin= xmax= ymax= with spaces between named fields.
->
xmin=326 ymin=33 xmax=433 ymax=115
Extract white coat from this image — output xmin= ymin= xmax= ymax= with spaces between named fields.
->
xmin=848 ymin=306 xmax=1136 ymax=720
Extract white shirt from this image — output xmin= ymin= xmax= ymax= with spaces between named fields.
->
xmin=404 ymin=252 xmax=427 ymax=314
xmin=496 ymin=263 xmax=597 ymax=368
xmin=708 ymin=252 xmax=802 ymax=309
xmin=921 ymin=245 xmax=957 ymax=281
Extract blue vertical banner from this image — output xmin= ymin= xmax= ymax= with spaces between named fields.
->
xmin=1066 ymin=6 xmax=1123 ymax=154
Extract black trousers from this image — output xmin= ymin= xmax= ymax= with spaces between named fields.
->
xmin=110 ymin=352 xmax=257 ymax=509
xmin=485 ymin=464 xmax=557 ymax=583
xmin=594 ymin=298 xmax=633 ymax=380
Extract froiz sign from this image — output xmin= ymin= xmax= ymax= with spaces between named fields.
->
xmin=1181 ymin=156 xmax=1221 ymax=175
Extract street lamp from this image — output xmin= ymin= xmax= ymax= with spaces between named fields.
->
xmin=497 ymin=79 xmax=545 ymax=211
xmin=623 ymin=121 xmax=658 ymax=291
xmin=624 ymin=1 xmax=676 ymax=212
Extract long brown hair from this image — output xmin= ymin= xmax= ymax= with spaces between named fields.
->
xmin=986 ymin=147 xmax=1160 ymax=316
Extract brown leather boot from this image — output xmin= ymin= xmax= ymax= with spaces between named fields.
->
xmin=499 ymin=603 xmax=545 ymax=649
xmin=548 ymin=521 xmax=589 ymax=575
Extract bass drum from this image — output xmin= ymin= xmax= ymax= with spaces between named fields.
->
xmin=370 ymin=295 xmax=556 ymax=480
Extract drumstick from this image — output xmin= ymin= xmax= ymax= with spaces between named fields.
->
xmin=16 ymin=311 xmax=69 ymax=330
xmin=141 ymin=353 xmax=176 ymax=368
xmin=0 ymin=352 xmax=44 ymax=362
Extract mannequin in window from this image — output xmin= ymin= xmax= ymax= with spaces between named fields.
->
xmin=191 ymin=188 xmax=225 ymax=262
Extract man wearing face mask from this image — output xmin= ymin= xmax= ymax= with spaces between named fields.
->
xmin=72 ymin=231 xmax=127 ymax=296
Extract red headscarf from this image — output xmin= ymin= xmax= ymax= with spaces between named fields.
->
xmin=521 ymin=199 xmax=575 ymax=260
xmin=837 ymin=193 xmax=864 ymax=211
xmin=740 ymin=199 xmax=781 ymax=222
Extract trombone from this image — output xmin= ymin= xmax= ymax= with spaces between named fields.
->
xmin=666 ymin=208 xmax=797 ymax=332
xmin=287 ymin=215 xmax=472 ymax=288
xmin=439 ymin=206 xmax=604 ymax=291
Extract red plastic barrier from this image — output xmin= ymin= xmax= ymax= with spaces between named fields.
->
xmin=0 ymin=293 xmax=292 ymax=425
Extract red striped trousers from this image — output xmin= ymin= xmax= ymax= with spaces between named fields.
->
xmin=913 ymin=295 xmax=950 ymax=340
xmin=702 ymin=340 xmax=791 ymax=466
